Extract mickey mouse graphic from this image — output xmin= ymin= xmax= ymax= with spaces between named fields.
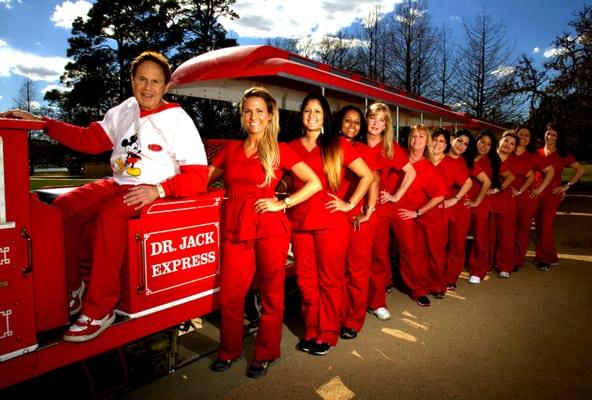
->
xmin=115 ymin=134 xmax=142 ymax=176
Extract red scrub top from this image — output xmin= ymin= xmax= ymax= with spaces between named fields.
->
xmin=535 ymin=149 xmax=576 ymax=191
xmin=340 ymin=141 xmax=378 ymax=212
xmin=490 ymin=156 xmax=517 ymax=214
xmin=398 ymin=158 xmax=447 ymax=223
xmin=468 ymin=156 xmax=491 ymax=206
xmin=212 ymin=140 xmax=300 ymax=240
xmin=369 ymin=141 xmax=409 ymax=193
xmin=287 ymin=136 xmax=359 ymax=230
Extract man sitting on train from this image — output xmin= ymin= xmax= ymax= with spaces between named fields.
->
xmin=0 ymin=51 xmax=208 ymax=342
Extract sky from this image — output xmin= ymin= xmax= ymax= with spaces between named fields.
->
xmin=0 ymin=0 xmax=589 ymax=112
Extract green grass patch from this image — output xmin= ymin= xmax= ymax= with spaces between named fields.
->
xmin=30 ymin=178 xmax=95 ymax=191
xmin=562 ymin=162 xmax=591 ymax=184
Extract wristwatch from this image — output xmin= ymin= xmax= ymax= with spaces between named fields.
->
xmin=283 ymin=196 xmax=293 ymax=209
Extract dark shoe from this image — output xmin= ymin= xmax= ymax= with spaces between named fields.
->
xmin=340 ymin=327 xmax=357 ymax=339
xmin=537 ymin=262 xmax=551 ymax=272
xmin=247 ymin=359 xmax=273 ymax=378
xmin=513 ymin=265 xmax=521 ymax=272
xmin=416 ymin=296 xmax=431 ymax=307
xmin=432 ymin=292 xmax=446 ymax=299
xmin=310 ymin=341 xmax=331 ymax=356
xmin=210 ymin=355 xmax=242 ymax=372
xmin=296 ymin=338 xmax=317 ymax=353
xmin=446 ymin=283 xmax=457 ymax=291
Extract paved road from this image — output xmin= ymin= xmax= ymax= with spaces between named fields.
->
xmin=121 ymin=194 xmax=592 ymax=400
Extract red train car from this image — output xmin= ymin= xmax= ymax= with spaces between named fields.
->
xmin=0 ymin=45 xmax=503 ymax=392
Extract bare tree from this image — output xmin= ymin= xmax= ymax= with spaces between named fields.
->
xmin=356 ymin=2 xmax=389 ymax=81
xmin=453 ymin=10 xmax=516 ymax=122
xmin=429 ymin=23 xmax=456 ymax=105
xmin=386 ymin=0 xmax=437 ymax=95
xmin=12 ymin=77 xmax=40 ymax=112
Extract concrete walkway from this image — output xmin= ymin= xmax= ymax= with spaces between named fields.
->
xmin=121 ymin=194 xmax=592 ymax=400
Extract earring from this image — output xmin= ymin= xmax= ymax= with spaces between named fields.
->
xmin=321 ymin=127 xmax=324 ymax=135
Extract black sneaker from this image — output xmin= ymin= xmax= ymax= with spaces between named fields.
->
xmin=416 ymin=296 xmax=431 ymax=307
xmin=296 ymin=338 xmax=316 ymax=353
xmin=310 ymin=341 xmax=331 ymax=356
xmin=432 ymin=292 xmax=445 ymax=299
xmin=210 ymin=354 xmax=242 ymax=372
xmin=247 ymin=359 xmax=273 ymax=379
xmin=537 ymin=262 xmax=551 ymax=272
xmin=340 ymin=327 xmax=357 ymax=339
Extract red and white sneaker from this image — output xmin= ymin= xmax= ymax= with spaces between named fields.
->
xmin=63 ymin=311 xmax=115 ymax=342
xmin=68 ymin=281 xmax=85 ymax=316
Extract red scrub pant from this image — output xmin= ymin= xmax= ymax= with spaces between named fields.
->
xmin=53 ymin=178 xmax=138 ymax=320
xmin=343 ymin=214 xmax=377 ymax=332
xmin=217 ymin=232 xmax=290 ymax=361
xmin=514 ymin=194 xmax=539 ymax=267
xmin=444 ymin=206 xmax=471 ymax=285
xmin=535 ymin=191 xmax=562 ymax=264
xmin=468 ymin=204 xmax=492 ymax=279
xmin=490 ymin=205 xmax=517 ymax=274
xmin=292 ymin=221 xmax=350 ymax=346
xmin=419 ymin=220 xmax=448 ymax=294
xmin=395 ymin=217 xmax=430 ymax=300
xmin=368 ymin=204 xmax=395 ymax=310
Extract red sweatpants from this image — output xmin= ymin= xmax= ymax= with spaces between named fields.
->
xmin=368 ymin=204 xmax=395 ymax=310
xmin=535 ymin=191 xmax=562 ymax=264
xmin=217 ymin=232 xmax=289 ymax=361
xmin=53 ymin=178 xmax=138 ymax=319
xmin=490 ymin=207 xmax=517 ymax=274
xmin=394 ymin=217 xmax=430 ymax=300
xmin=514 ymin=194 xmax=539 ymax=267
xmin=468 ymin=204 xmax=492 ymax=279
xmin=292 ymin=221 xmax=350 ymax=346
xmin=419 ymin=220 xmax=448 ymax=294
xmin=343 ymin=214 xmax=377 ymax=332
xmin=444 ymin=206 xmax=471 ymax=285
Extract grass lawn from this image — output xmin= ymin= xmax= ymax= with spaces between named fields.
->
xmin=29 ymin=178 xmax=95 ymax=191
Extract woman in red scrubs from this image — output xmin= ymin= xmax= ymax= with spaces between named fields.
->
xmin=366 ymin=103 xmax=416 ymax=320
xmin=209 ymin=87 xmax=321 ymax=378
xmin=512 ymin=125 xmax=554 ymax=271
xmin=431 ymin=129 xmax=475 ymax=291
xmin=397 ymin=125 xmax=446 ymax=307
xmin=467 ymin=131 xmax=497 ymax=285
xmin=534 ymin=123 xmax=585 ymax=271
xmin=288 ymin=93 xmax=373 ymax=355
xmin=335 ymin=105 xmax=380 ymax=339
xmin=489 ymin=131 xmax=518 ymax=278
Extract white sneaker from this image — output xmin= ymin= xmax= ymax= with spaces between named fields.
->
xmin=63 ymin=311 xmax=115 ymax=342
xmin=468 ymin=275 xmax=481 ymax=285
xmin=499 ymin=271 xmax=511 ymax=279
xmin=68 ymin=281 xmax=85 ymax=316
xmin=371 ymin=307 xmax=391 ymax=321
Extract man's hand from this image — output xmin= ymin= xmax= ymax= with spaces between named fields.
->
xmin=123 ymin=185 xmax=160 ymax=210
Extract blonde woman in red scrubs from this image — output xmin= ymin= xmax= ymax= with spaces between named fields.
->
xmin=209 ymin=87 xmax=321 ymax=378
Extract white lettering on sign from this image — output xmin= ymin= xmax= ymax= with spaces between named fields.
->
xmin=151 ymin=251 xmax=217 ymax=278
xmin=150 ymin=240 xmax=175 ymax=256
xmin=0 ymin=246 xmax=10 ymax=266
xmin=179 ymin=232 xmax=215 ymax=250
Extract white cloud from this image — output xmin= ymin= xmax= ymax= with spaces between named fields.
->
xmin=50 ymin=0 xmax=92 ymax=29
xmin=0 ymin=0 xmax=22 ymax=9
xmin=543 ymin=46 xmax=567 ymax=58
xmin=219 ymin=0 xmax=403 ymax=40
xmin=533 ymin=47 xmax=540 ymax=54
xmin=0 ymin=40 xmax=69 ymax=81
xmin=0 ymin=95 xmax=3 ymax=100
xmin=491 ymin=65 xmax=515 ymax=78
xmin=42 ymin=83 xmax=71 ymax=94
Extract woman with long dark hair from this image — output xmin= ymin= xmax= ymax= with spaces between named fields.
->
xmin=288 ymin=93 xmax=372 ymax=355
xmin=467 ymin=130 xmax=497 ymax=284
xmin=512 ymin=125 xmax=554 ymax=271
xmin=334 ymin=105 xmax=380 ymax=339
xmin=534 ymin=123 xmax=585 ymax=271
xmin=208 ymin=87 xmax=321 ymax=378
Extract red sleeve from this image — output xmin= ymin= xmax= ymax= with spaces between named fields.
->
xmin=563 ymin=153 xmax=577 ymax=167
xmin=471 ymin=162 xmax=483 ymax=177
xmin=211 ymin=141 xmax=232 ymax=170
xmin=160 ymin=165 xmax=208 ymax=197
xmin=279 ymin=142 xmax=300 ymax=170
xmin=44 ymin=118 xmax=113 ymax=154
xmin=389 ymin=150 xmax=408 ymax=171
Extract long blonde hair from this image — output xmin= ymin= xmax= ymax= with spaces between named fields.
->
xmin=239 ymin=87 xmax=280 ymax=187
xmin=408 ymin=125 xmax=434 ymax=161
xmin=366 ymin=102 xmax=395 ymax=159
